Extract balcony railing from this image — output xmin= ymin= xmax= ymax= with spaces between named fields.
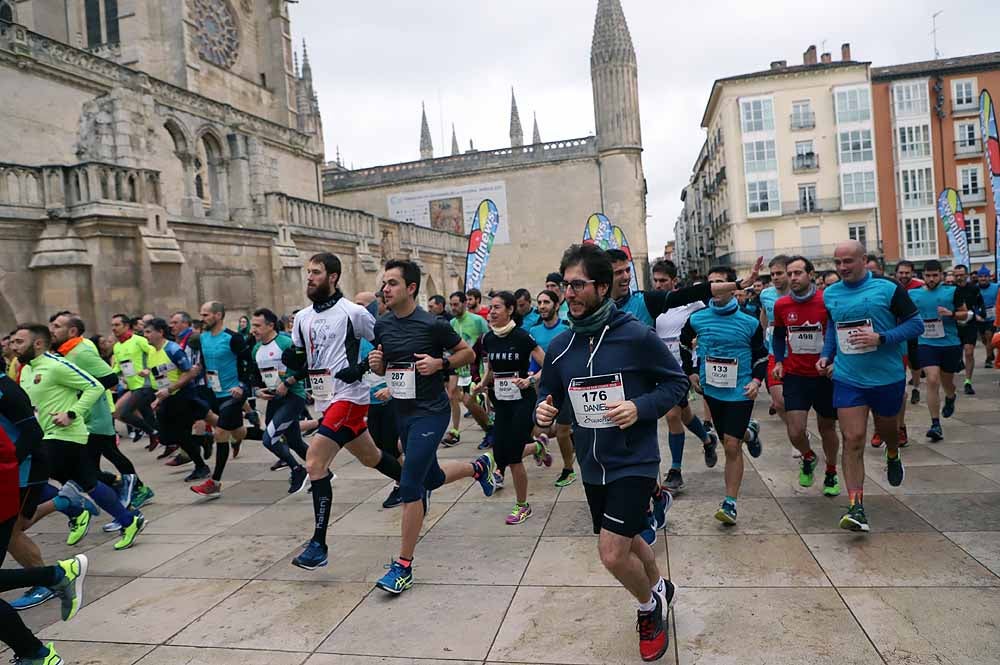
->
xmin=780 ymin=197 xmax=841 ymax=214
xmin=790 ymin=112 xmax=816 ymax=130
xmin=953 ymin=100 xmax=978 ymax=114
xmin=961 ymin=187 xmax=986 ymax=203
xmin=792 ymin=153 xmax=819 ymax=172
xmin=955 ymin=139 xmax=983 ymax=155
xmin=903 ymin=240 xmax=938 ymax=260
xmin=717 ymin=243 xmax=840 ymax=267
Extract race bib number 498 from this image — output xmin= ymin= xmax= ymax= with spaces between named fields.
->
xmin=568 ymin=373 xmax=625 ymax=429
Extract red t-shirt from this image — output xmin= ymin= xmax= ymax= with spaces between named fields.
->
xmin=900 ymin=277 xmax=925 ymax=290
xmin=773 ymin=290 xmax=828 ymax=377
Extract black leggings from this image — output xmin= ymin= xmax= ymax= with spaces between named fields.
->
xmin=0 ymin=517 xmax=60 ymax=658
xmin=262 ymin=394 xmax=308 ymax=469
xmin=158 ymin=394 xmax=210 ymax=472
xmin=88 ymin=433 xmax=139 ymax=486
xmin=118 ymin=387 xmax=158 ymax=435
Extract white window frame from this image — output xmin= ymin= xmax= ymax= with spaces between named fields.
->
xmin=955 ymin=121 xmax=980 ymax=154
xmin=835 ymin=87 xmax=872 ymax=124
xmin=897 ymin=123 xmax=931 ymax=160
xmin=747 ymin=179 xmax=780 ymax=217
xmin=959 ymin=165 xmax=984 ymax=201
xmin=798 ymin=183 xmax=817 ymax=212
xmin=841 ymin=171 xmax=876 ymax=208
xmin=795 ymin=140 xmax=814 ymax=157
xmin=952 ymin=78 xmax=977 ymax=110
xmin=791 ymin=100 xmax=813 ymax=128
xmin=743 ymin=139 xmax=777 ymax=173
xmin=800 ymin=225 xmax=821 ymax=252
xmin=902 ymin=215 xmax=938 ymax=259
xmin=893 ymin=80 xmax=929 ymax=117
xmin=740 ymin=97 xmax=775 ymax=134
xmin=848 ymin=222 xmax=867 ymax=246
xmin=899 ymin=167 xmax=934 ymax=209
xmin=967 ymin=215 xmax=987 ymax=253
xmin=839 ymin=129 xmax=874 ymax=163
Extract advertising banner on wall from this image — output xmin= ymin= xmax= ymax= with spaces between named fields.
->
xmin=583 ymin=213 xmax=638 ymax=292
xmin=464 ymin=199 xmax=500 ymax=291
xmin=387 ymin=181 xmax=510 ymax=244
xmin=979 ymin=89 xmax=1000 ymax=271
xmin=938 ymin=188 xmax=970 ymax=269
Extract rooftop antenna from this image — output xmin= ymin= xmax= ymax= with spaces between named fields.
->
xmin=931 ymin=10 xmax=943 ymax=59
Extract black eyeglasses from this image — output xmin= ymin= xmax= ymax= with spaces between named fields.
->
xmin=561 ymin=279 xmax=596 ymax=292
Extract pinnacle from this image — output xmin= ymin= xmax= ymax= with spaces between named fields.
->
xmin=591 ymin=0 xmax=635 ymax=66
xmin=510 ymin=88 xmax=523 ymax=147
xmin=420 ymin=102 xmax=433 ymax=158
xmin=532 ymin=112 xmax=541 ymax=144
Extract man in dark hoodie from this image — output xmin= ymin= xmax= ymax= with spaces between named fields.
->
xmin=535 ymin=244 xmax=689 ymax=663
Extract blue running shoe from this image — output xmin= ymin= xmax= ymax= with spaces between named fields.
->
xmin=474 ymin=453 xmax=497 ymax=497
xmin=375 ymin=560 xmax=413 ymax=595
xmin=744 ymin=419 xmax=762 ymax=458
xmin=117 ymin=474 xmax=136 ymax=508
xmin=291 ymin=540 xmax=328 ymax=570
xmin=651 ymin=486 xmax=673 ymax=530
xmin=57 ymin=482 xmax=100 ymax=517
xmin=714 ymin=499 xmax=738 ymax=525
xmin=942 ymin=395 xmax=956 ymax=418
xmin=640 ymin=511 xmax=657 ymax=546
xmin=10 ymin=586 xmax=56 ymax=611
xmin=477 ymin=429 xmax=495 ymax=450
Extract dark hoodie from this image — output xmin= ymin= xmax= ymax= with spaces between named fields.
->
xmin=535 ymin=307 xmax=689 ymax=485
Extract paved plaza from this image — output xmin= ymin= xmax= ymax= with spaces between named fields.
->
xmin=4 ymin=362 xmax=1000 ymax=664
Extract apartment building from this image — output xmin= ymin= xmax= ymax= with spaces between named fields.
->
xmin=872 ymin=53 xmax=1000 ymax=269
xmin=686 ymin=44 xmax=879 ymax=271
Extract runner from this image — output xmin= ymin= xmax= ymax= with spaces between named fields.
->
xmin=680 ymin=266 xmax=767 ymax=525
xmin=110 ymin=314 xmax=160 ymax=449
xmin=819 ymin=241 xmax=922 ymax=532
xmin=475 ymin=291 xmax=549 ymax=524
xmin=771 ymin=256 xmax=840 ymax=496
xmin=865 ymin=254 xmax=884 ymax=277
xmin=650 ymin=259 xmax=719 ymax=493
xmin=545 ymin=271 xmax=571 ymax=319
xmin=894 ymin=260 xmax=924 ymax=415
xmin=427 ymin=295 xmax=452 ymax=322
xmin=535 ymin=244 xmax=686 ymax=662
xmin=1 ymin=367 xmax=89 ymax=665
xmin=10 ymin=324 xmax=146 ymax=549
xmin=285 ymin=253 xmax=403 ymax=571
xmin=977 ymin=267 xmax=999 ymax=367
xmin=442 ymin=291 xmax=490 ymax=447
xmin=909 ymin=261 xmax=970 ymax=442
xmin=465 ymin=288 xmax=490 ymax=318
xmin=368 ymin=258 xmax=499 ymax=594
xmin=529 ymin=289 xmax=575 ymax=486
xmin=248 ymin=308 xmax=310 ymax=493
xmin=952 ymin=264 xmax=983 ymax=395
xmin=189 ymin=301 xmax=252 ymax=498
xmin=758 ymin=256 xmax=791 ymax=421
xmin=515 ymin=288 xmax=540 ymax=330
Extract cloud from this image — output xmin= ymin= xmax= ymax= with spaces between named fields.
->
xmin=290 ymin=0 xmax=1000 ymax=259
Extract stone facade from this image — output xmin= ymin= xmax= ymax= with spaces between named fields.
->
xmin=0 ymin=2 xmax=467 ymax=331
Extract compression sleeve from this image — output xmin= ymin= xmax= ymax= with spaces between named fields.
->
xmin=679 ymin=320 xmax=697 ymax=375
xmin=750 ymin=324 xmax=768 ymax=382
xmin=822 ymin=316 xmax=838 ymax=361
xmin=229 ymin=332 xmax=252 ymax=387
xmin=772 ymin=326 xmax=788 ymax=363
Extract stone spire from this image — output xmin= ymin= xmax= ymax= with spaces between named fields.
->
xmin=420 ymin=103 xmax=433 ymax=160
xmin=301 ymin=39 xmax=312 ymax=83
xmin=532 ymin=112 xmax=541 ymax=144
xmin=451 ymin=124 xmax=460 ymax=156
xmin=509 ymin=88 xmax=523 ymax=148
xmin=591 ymin=0 xmax=641 ymax=151
xmin=293 ymin=50 xmax=300 ymax=78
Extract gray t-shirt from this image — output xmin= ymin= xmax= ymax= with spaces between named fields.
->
xmin=374 ymin=306 xmax=462 ymax=417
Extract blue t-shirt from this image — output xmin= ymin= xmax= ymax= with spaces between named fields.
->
xmin=758 ymin=286 xmax=785 ymax=352
xmin=528 ymin=319 xmax=570 ymax=373
xmin=910 ymin=285 xmax=961 ymax=347
xmin=822 ymin=272 xmax=919 ymax=388
xmin=520 ymin=308 xmax=541 ymax=331
xmin=199 ymin=328 xmax=245 ymax=398
xmin=686 ymin=302 xmax=764 ymax=402
xmin=979 ymin=282 xmax=999 ymax=321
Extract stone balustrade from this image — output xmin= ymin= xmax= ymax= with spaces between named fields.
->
xmin=0 ymin=161 xmax=161 ymax=211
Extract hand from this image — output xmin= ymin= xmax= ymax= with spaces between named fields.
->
xmin=230 ymin=386 xmax=244 ymax=399
xmin=512 ymin=376 xmax=531 ymax=389
xmin=937 ymin=306 xmax=953 ymax=318
xmin=139 ymin=369 xmax=150 ymax=377
xmin=369 ymin=345 xmax=385 ymax=374
xmin=816 ymin=357 xmax=832 ymax=377
xmin=607 ymin=400 xmax=638 ymax=429
xmin=155 ymin=387 xmax=170 ymax=401
xmin=374 ymin=387 xmax=391 ymax=402
xmin=276 ymin=381 xmax=289 ymax=397
xmin=688 ymin=374 xmax=702 ymax=395
xmin=414 ymin=353 xmax=441 ymax=376
xmin=51 ymin=412 xmax=72 ymax=427
xmin=536 ymin=394 xmax=558 ymax=427
xmin=771 ymin=361 xmax=784 ymax=381
xmin=739 ymin=256 xmax=764 ymax=289
xmin=743 ymin=379 xmax=761 ymax=400
xmin=849 ymin=329 xmax=880 ymax=348
xmin=255 ymin=389 xmax=273 ymax=400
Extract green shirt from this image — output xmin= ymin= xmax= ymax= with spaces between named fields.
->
xmin=19 ymin=352 xmax=106 ymax=444
xmin=450 ymin=312 xmax=488 ymax=378
xmin=112 ymin=333 xmax=154 ymax=391
xmin=63 ymin=338 xmax=116 ymax=436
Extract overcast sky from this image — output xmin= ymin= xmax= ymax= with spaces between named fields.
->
xmin=289 ymin=0 xmax=1000 ymax=256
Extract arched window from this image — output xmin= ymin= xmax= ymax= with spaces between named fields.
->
xmin=197 ymin=133 xmax=224 ymax=214
xmin=0 ymin=2 xmax=14 ymax=24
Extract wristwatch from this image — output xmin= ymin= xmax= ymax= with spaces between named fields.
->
xmin=878 ymin=334 xmax=887 ymax=346
xmin=66 ymin=411 xmax=77 ymax=420
xmin=529 ymin=375 xmax=537 ymax=386
xmin=441 ymin=357 xmax=451 ymax=372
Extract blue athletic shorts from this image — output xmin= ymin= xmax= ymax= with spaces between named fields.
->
xmin=832 ymin=379 xmax=905 ymax=417
xmin=916 ymin=345 xmax=964 ymax=374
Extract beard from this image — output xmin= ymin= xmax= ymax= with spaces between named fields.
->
xmin=307 ymin=281 xmax=331 ymax=303
xmin=17 ymin=348 xmax=36 ymax=366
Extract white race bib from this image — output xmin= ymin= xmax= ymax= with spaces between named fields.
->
xmin=206 ymin=369 xmax=222 ymax=393
xmin=568 ymin=373 xmax=625 ymax=429
xmin=922 ymin=318 xmax=945 ymax=339
xmin=120 ymin=359 xmax=136 ymax=378
xmin=152 ymin=364 xmax=172 ymax=390
xmin=387 ymin=362 xmax=416 ymax=399
xmin=765 ymin=324 xmax=774 ymax=347
xmin=836 ymin=319 xmax=876 ymax=355
xmin=788 ymin=324 xmax=823 ymax=355
xmin=260 ymin=367 xmax=280 ymax=390
xmin=988 ymin=307 xmax=996 ymax=320
xmin=457 ymin=375 xmax=473 ymax=388
xmin=706 ymin=356 xmax=739 ymax=389
xmin=663 ymin=337 xmax=681 ymax=363
xmin=494 ymin=372 xmax=522 ymax=402
xmin=308 ymin=369 xmax=332 ymax=400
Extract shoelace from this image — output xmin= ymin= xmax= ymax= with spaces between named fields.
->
xmin=635 ymin=609 xmax=658 ymax=639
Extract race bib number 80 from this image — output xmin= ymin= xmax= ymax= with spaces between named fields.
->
xmin=568 ymin=373 xmax=625 ymax=429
